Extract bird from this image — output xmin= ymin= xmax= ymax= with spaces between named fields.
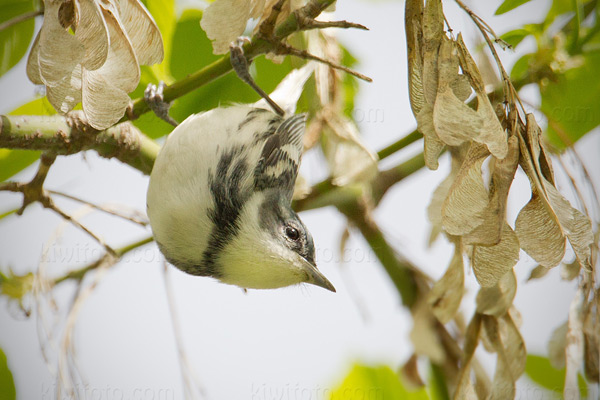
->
xmin=146 ymin=104 xmax=335 ymax=292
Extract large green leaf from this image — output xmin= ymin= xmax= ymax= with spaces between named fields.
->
xmin=546 ymin=0 xmax=591 ymax=22
xmin=170 ymin=51 xmax=297 ymax=120
xmin=170 ymin=8 xmax=298 ymax=99
xmin=330 ymin=364 xmax=429 ymax=400
xmin=1 ymin=97 xmax=56 ymax=181
xmin=0 ymin=149 xmax=39 ymax=182
xmin=525 ymin=354 xmax=588 ymax=396
xmin=134 ymin=8 xmax=299 ymax=139
xmin=495 ymin=0 xmax=534 ymax=15
xmin=0 ymin=347 xmax=16 ymax=400
xmin=169 ymin=9 xmax=214 ymax=81
xmin=0 ymin=0 xmax=36 ymax=78
xmin=132 ymin=8 xmax=214 ymax=139
xmin=145 ymin=0 xmax=176 ymax=81
xmin=540 ymin=51 xmax=600 ymax=149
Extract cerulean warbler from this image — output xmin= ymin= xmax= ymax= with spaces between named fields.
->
xmin=147 ymin=105 xmax=335 ymax=292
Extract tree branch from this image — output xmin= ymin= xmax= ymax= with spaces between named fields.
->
xmin=0 ymin=114 xmax=159 ymax=175
xmin=0 ymin=10 xmax=43 ymax=32
xmin=372 ymin=152 xmax=426 ymax=204
xmin=274 ymin=0 xmax=337 ymax=39
xmin=337 ymin=197 xmax=419 ymax=307
xmin=124 ymin=0 xmax=341 ymax=121
xmin=293 ymin=149 xmax=426 ymax=212
xmin=54 ymin=236 xmax=154 ymax=284
xmin=1 ymin=157 xmax=118 ymax=256
xmin=377 ymin=130 xmax=422 ymax=160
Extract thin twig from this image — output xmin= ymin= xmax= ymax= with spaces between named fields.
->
xmin=453 ymin=0 xmax=506 ymax=47
xmin=163 ymin=261 xmax=207 ymax=399
xmin=272 ymin=42 xmax=373 ymax=82
xmin=556 ymin=156 xmax=591 ymax=218
xmin=48 ymin=190 xmax=149 ymax=227
xmin=258 ymin=0 xmax=287 ymax=38
xmin=337 ymin=227 xmax=371 ymax=322
xmin=295 ymin=17 xmax=368 ymax=32
xmin=58 ymin=254 xmax=117 ymax=400
xmin=550 ymin=123 xmax=600 ymax=219
xmin=567 ymin=148 xmax=600 ymax=218
xmin=377 ymin=130 xmax=422 ymax=159
xmin=54 ymin=235 xmax=154 ymax=285
xmin=125 ymin=0 xmax=339 ymax=121
xmin=454 ymin=0 xmax=525 ymax=114
xmin=0 ymin=10 xmax=43 ymax=32
xmin=1 ymin=188 xmax=117 ymax=259
xmin=49 ymin=206 xmax=116 ymax=256
xmin=336 ymin=198 xmax=419 ymax=307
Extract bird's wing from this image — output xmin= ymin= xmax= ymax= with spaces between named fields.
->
xmin=254 ymin=113 xmax=306 ymax=197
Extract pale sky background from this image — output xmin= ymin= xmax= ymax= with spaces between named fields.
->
xmin=1 ymin=0 xmax=599 ymax=399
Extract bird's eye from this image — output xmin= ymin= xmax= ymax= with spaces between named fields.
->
xmin=285 ymin=226 xmax=300 ymax=241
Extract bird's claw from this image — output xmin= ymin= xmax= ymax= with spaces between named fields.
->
xmin=229 ymin=38 xmax=285 ymax=116
xmin=144 ymin=82 xmax=178 ymax=127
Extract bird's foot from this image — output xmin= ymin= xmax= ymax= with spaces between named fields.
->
xmin=144 ymin=82 xmax=179 ymax=127
xmin=229 ymin=38 xmax=285 ymax=116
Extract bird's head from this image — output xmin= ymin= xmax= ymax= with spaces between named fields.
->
xmin=218 ymin=189 xmax=335 ymax=292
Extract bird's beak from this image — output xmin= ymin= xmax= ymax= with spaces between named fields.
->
xmin=300 ymin=258 xmax=336 ymax=292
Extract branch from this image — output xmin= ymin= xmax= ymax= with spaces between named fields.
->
xmin=274 ymin=0 xmax=337 ymax=38
xmin=292 ymin=72 xmax=534 ymax=213
xmin=270 ymin=42 xmax=373 ymax=82
xmin=0 ymin=10 xmax=43 ymax=32
xmin=336 ymin=197 xmax=419 ymax=307
xmin=293 ymin=149 xmax=426 ymax=212
xmin=372 ymin=152 xmax=426 ymax=204
xmin=54 ymin=236 xmax=154 ymax=284
xmin=48 ymin=190 xmax=149 ymax=227
xmin=124 ymin=0 xmax=346 ymax=121
xmin=0 ymin=114 xmax=159 ymax=175
xmin=377 ymin=130 xmax=422 ymax=160
xmin=0 ymin=156 xmax=117 ymax=256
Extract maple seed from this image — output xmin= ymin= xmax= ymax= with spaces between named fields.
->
xmin=26 ymin=0 xmax=164 ymax=130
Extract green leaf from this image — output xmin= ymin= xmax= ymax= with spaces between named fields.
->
xmin=169 ymin=8 xmax=251 ymax=125
xmin=0 ymin=347 xmax=16 ymax=400
xmin=525 ymin=354 xmax=588 ymax=397
xmin=330 ymin=364 xmax=430 ymax=400
xmin=134 ymin=8 xmax=299 ymax=139
xmin=510 ymin=53 xmax=534 ymax=82
xmin=500 ymin=29 xmax=532 ymax=48
xmin=0 ymin=270 xmax=33 ymax=303
xmin=1 ymin=97 xmax=56 ymax=181
xmin=129 ymin=0 xmax=176 ymax=138
xmin=169 ymin=9 xmax=216 ymax=82
xmin=0 ymin=149 xmax=39 ymax=182
xmin=546 ymin=0 xmax=593 ymax=24
xmin=547 ymin=0 xmax=575 ymax=22
xmin=540 ymin=51 xmax=600 ymax=149
xmin=170 ymin=8 xmax=297 ymax=97
xmin=0 ymin=0 xmax=36 ymax=78
xmin=495 ymin=0 xmax=534 ymax=15
xmin=145 ymin=0 xmax=176 ymax=81
xmin=428 ymin=364 xmax=449 ymax=400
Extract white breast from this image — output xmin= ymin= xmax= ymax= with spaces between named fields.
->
xmin=146 ymin=105 xmax=278 ymax=268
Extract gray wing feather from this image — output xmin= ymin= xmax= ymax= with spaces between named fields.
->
xmin=254 ymin=113 xmax=306 ymax=196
